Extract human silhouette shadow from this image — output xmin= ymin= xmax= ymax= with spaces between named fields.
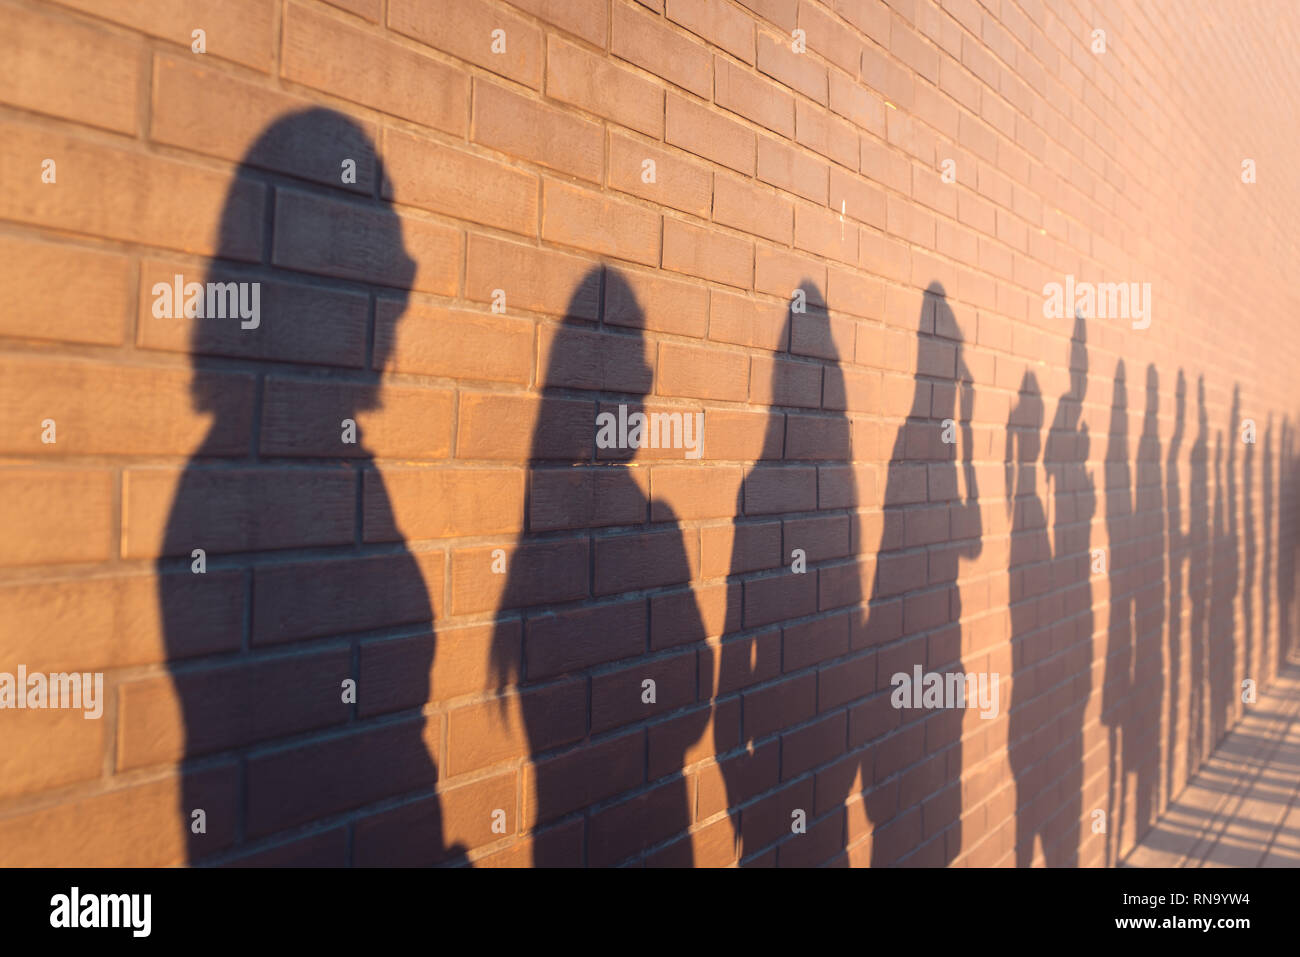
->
xmin=1280 ymin=417 xmax=1296 ymax=670
xmin=1004 ymin=370 xmax=1051 ymax=863
xmin=862 ymin=284 xmax=980 ymax=866
xmin=711 ymin=280 xmax=864 ymax=865
xmin=1101 ymin=360 xmax=1133 ymax=866
xmin=1262 ymin=413 xmax=1273 ymax=676
xmin=1165 ymin=369 xmax=1187 ymax=803
xmin=1011 ymin=313 xmax=1093 ymax=866
xmin=160 ymin=109 xmax=461 ymax=865
xmin=489 ymin=266 xmax=711 ymax=866
xmin=1187 ymin=376 xmax=1210 ymax=776
xmin=1131 ymin=364 xmax=1163 ymax=840
xmin=1208 ymin=388 xmax=1240 ymax=749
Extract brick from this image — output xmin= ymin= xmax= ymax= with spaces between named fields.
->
xmin=591 ymin=650 xmax=699 ymax=733
xmin=0 ymin=356 xmax=253 ymax=457
xmin=667 ymin=0 xmax=755 ymax=62
xmin=715 ymin=55 xmax=794 ymax=137
xmin=750 ymin=353 xmax=823 ymax=408
xmin=117 ymin=647 xmax=351 ymax=768
xmin=658 ymin=340 xmax=750 ymax=401
xmin=457 ymin=393 xmax=593 ymax=461
xmin=0 ymin=571 xmax=242 ymax=673
xmin=756 ymin=30 xmax=828 ymax=102
xmin=389 ymin=0 xmax=543 ymax=87
xmin=531 ymin=466 xmax=649 ymax=531
xmin=447 ymin=680 xmax=586 ymax=773
xmin=354 ymin=771 xmax=518 ymax=865
xmin=364 ymin=467 xmax=524 ymax=541
xmin=795 ymin=100 xmax=860 ymax=169
xmin=1 ymin=705 xmax=105 ymax=800
xmin=589 ymin=778 xmax=694 ymax=864
xmin=0 ymin=766 xmax=238 ymax=866
xmin=713 ymin=173 xmax=795 ymax=244
xmin=542 ymin=180 xmax=661 ymax=266
xmin=612 ymin=0 xmax=713 ymax=97
xmin=58 ymin=0 xmax=273 ymax=71
xmin=606 ymin=267 xmax=710 ymax=338
xmin=798 ymin=0 xmax=862 ymax=74
xmin=652 ymin=465 xmax=745 ymax=520
xmin=794 ymin=201 xmax=859 ymax=264
xmin=123 ymin=467 xmax=355 ymax=558
xmin=526 ymin=596 xmax=647 ymax=677
xmin=1 ymin=2 xmax=139 ymax=134
xmin=0 ymin=119 xmax=263 ymax=260
xmin=0 ymin=237 xmax=130 ymax=346
xmin=452 ymin=538 xmax=589 ymax=615
xmin=375 ymin=298 xmax=533 ymax=384
xmin=382 ymin=128 xmax=538 ymax=236
xmin=608 ymin=131 xmax=713 ymax=217
xmin=709 ymin=288 xmax=790 ymax=351
xmin=283 ymin=2 xmax=465 ymax=134
xmin=138 ymin=259 xmax=368 ymax=368
xmin=507 ymin=0 xmax=608 ymax=45
xmin=549 ymin=36 xmax=664 ymax=137
xmin=259 ymin=377 xmax=454 ymax=459
xmin=666 ymin=94 xmax=757 ymax=176
xmin=594 ymin=527 xmax=700 ymax=594
xmin=757 ymin=135 xmax=830 ymax=203
xmin=252 ymin=551 xmax=445 ymax=645
xmin=755 ymin=244 xmax=828 ymax=301
xmin=465 ymin=233 xmax=601 ymax=319
xmin=272 ymin=188 xmax=460 ymax=295
xmin=246 ymin=718 xmax=441 ymax=837
xmin=359 ymin=619 xmax=520 ymax=714
xmin=151 ymin=55 xmax=377 ymax=193
xmin=663 ymin=216 xmax=753 ymax=288
xmin=523 ymin=731 xmax=645 ymax=827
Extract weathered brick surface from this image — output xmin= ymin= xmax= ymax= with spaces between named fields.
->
xmin=1 ymin=0 xmax=1299 ymax=870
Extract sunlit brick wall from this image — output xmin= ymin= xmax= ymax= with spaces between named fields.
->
xmin=1 ymin=0 xmax=1298 ymax=867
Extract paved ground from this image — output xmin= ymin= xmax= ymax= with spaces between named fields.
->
xmin=1125 ymin=663 xmax=1300 ymax=867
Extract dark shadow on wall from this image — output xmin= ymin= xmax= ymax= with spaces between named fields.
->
xmin=161 ymin=109 xmax=462 ymax=865
xmin=1165 ymin=370 xmax=1187 ymax=805
xmin=1101 ymin=359 xmax=1133 ymax=866
xmin=1010 ymin=313 xmax=1094 ymax=866
xmin=711 ymin=280 xmax=862 ymax=866
xmin=1188 ymin=376 xmax=1210 ymax=778
xmin=1281 ymin=417 xmax=1296 ymax=671
xmin=860 ymin=283 xmax=980 ymax=866
xmin=1130 ymin=364 xmax=1164 ymax=845
xmin=488 ymin=266 xmax=711 ymax=866
xmin=1209 ymin=388 xmax=1240 ymax=750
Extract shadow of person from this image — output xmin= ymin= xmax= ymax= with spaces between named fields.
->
xmin=159 ymin=109 xmax=461 ymax=865
xmin=1014 ymin=312 xmax=1093 ymax=866
xmin=856 ymin=283 xmax=981 ymax=866
xmin=712 ymin=279 xmax=863 ymax=866
xmin=1165 ymin=369 xmax=1187 ymax=804
xmin=489 ymin=266 xmax=711 ymax=866
xmin=1131 ymin=363 xmax=1164 ymax=842
xmin=1209 ymin=388 xmax=1240 ymax=749
xmin=1101 ymin=360 xmax=1133 ymax=866
xmin=1188 ymin=375 xmax=1210 ymax=775
xmin=1005 ymin=369 xmax=1052 ymax=864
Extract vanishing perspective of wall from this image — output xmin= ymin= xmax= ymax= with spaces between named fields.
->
xmin=1 ymin=0 xmax=1298 ymax=867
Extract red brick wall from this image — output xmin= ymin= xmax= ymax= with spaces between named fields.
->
xmin=1 ymin=0 xmax=1298 ymax=867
